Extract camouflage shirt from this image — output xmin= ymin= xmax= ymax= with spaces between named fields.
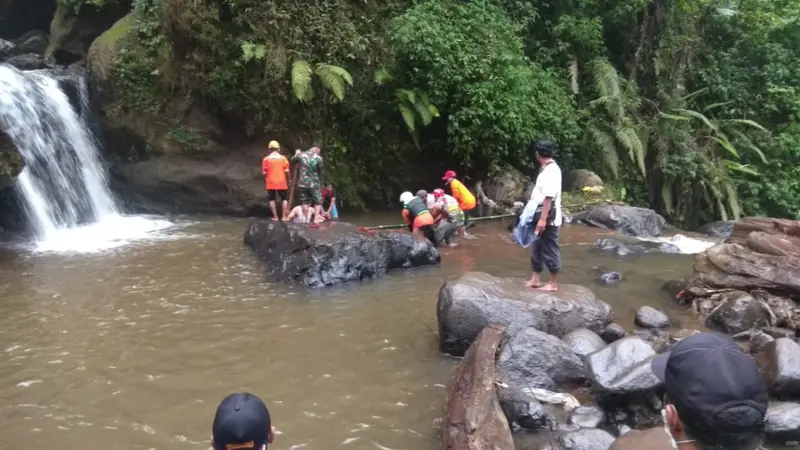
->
xmin=291 ymin=151 xmax=323 ymax=188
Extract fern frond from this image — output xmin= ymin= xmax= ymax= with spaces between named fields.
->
xmin=374 ymin=68 xmax=392 ymax=85
xmin=422 ymin=93 xmax=440 ymax=118
xmin=614 ymin=124 xmax=646 ymax=176
xmin=291 ymin=60 xmax=313 ymax=102
xmin=568 ymin=57 xmax=579 ymax=95
xmin=315 ymin=63 xmax=353 ymax=101
xmin=728 ymin=119 xmax=769 ymax=133
xmin=589 ymin=125 xmax=619 ymax=178
xmin=413 ymin=95 xmax=434 ymax=126
xmin=723 ymin=181 xmax=741 ymax=219
xmin=591 ymin=58 xmax=621 ymax=102
xmin=396 ymin=88 xmax=415 ymax=105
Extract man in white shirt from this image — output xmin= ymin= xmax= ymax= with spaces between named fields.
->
xmin=525 ymin=140 xmax=562 ymax=291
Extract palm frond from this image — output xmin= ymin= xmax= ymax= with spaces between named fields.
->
xmin=413 ymin=95 xmax=435 ymax=126
xmin=728 ymin=119 xmax=769 ymax=133
xmin=291 ymin=60 xmax=313 ymax=102
xmin=589 ymin=125 xmax=619 ymax=178
xmin=661 ymin=182 xmax=674 ymax=215
xmin=315 ymin=63 xmax=353 ymax=102
xmin=702 ymin=101 xmax=733 ymax=112
xmin=674 ymin=108 xmax=718 ymax=131
xmin=711 ymin=136 xmax=739 ymax=159
xmin=723 ymin=181 xmax=741 ymax=219
xmin=708 ymin=183 xmax=728 ymax=221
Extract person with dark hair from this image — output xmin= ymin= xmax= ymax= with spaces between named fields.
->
xmin=524 ymin=139 xmax=562 ymax=291
xmin=611 ymin=332 xmax=768 ymax=450
xmin=320 ymin=183 xmax=338 ymax=220
xmin=212 ymin=392 xmax=275 ymax=450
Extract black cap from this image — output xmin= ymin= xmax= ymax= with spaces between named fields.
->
xmin=531 ymin=140 xmax=556 ymax=158
xmin=212 ymin=393 xmax=271 ymax=450
xmin=651 ymin=332 xmax=767 ymax=446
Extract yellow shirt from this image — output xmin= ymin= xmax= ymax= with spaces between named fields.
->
xmin=449 ymin=179 xmax=476 ymax=211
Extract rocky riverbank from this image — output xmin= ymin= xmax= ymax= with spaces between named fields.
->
xmin=439 ymin=270 xmax=800 ymax=449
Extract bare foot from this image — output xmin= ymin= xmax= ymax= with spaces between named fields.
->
xmin=525 ymin=275 xmax=541 ymax=288
xmin=271 ymin=217 xmax=279 ymax=222
xmin=537 ymin=283 xmax=558 ymax=292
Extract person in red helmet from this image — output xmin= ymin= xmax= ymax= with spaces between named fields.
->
xmin=441 ymin=170 xmax=476 ymax=238
xmin=432 ymin=188 xmax=464 ymax=246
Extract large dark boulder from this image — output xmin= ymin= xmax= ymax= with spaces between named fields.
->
xmin=697 ymin=290 xmax=771 ymax=334
xmin=244 ymin=221 xmax=439 ymax=288
xmin=574 ymin=205 xmax=666 ymax=237
xmin=696 ymin=220 xmax=735 ymax=238
xmin=437 ymin=272 xmax=614 ymax=356
xmin=563 ymin=169 xmax=603 ymax=192
xmin=594 ymin=237 xmax=680 ymax=257
xmin=498 ymin=327 xmax=586 ymax=391
xmin=483 ymin=166 xmax=531 ymax=207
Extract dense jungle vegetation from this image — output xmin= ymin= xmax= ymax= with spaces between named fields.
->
xmin=106 ymin=0 xmax=799 ymax=228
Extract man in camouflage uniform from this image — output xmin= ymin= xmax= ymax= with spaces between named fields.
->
xmin=291 ymin=145 xmax=324 ymax=222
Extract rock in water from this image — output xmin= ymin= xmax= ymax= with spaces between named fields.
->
xmin=244 ymin=221 xmax=439 ymax=288
xmin=496 ymin=385 xmax=549 ymax=431
xmin=498 ymin=327 xmax=586 ymax=391
xmin=765 ymin=401 xmax=800 ymax=442
xmin=601 ymin=323 xmax=627 ymax=343
xmin=568 ymin=405 xmax=606 ymax=429
xmin=437 ymin=272 xmax=614 ymax=356
xmin=574 ymin=205 xmax=666 ymax=237
xmin=562 ymin=329 xmax=606 ymax=359
xmin=556 ymin=428 xmax=616 ymax=450
xmin=584 ymin=337 xmax=662 ymax=397
xmin=754 ymin=338 xmax=800 ymax=398
xmin=698 ymin=290 xmax=771 ymax=334
xmin=634 ymin=306 xmax=670 ymax=329
xmin=599 ymin=272 xmax=622 ymax=285
xmin=696 ymin=220 xmax=735 ymax=238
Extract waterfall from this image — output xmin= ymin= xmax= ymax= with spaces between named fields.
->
xmin=0 ymin=64 xmax=119 ymax=238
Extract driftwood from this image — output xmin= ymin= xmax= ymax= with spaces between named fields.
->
xmin=443 ymin=323 xmax=514 ymax=450
xmin=474 ymin=181 xmax=499 ymax=210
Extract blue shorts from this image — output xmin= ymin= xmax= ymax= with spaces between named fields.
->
xmin=331 ymin=203 xmax=339 ymax=218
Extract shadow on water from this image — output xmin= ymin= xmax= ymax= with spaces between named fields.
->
xmin=0 ymin=215 xmax=714 ymax=450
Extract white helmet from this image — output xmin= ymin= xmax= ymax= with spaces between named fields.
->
xmin=399 ymin=191 xmax=414 ymax=204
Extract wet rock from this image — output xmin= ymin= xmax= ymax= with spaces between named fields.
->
xmin=575 ymin=205 xmax=666 ymax=238
xmin=47 ymin=0 xmax=131 ymax=63
xmin=11 ymin=30 xmax=47 ymax=55
xmin=658 ymin=242 xmax=681 ymax=254
xmin=763 ymin=327 xmax=797 ymax=339
xmin=244 ymin=221 xmax=439 ymax=288
xmin=631 ymin=328 xmax=671 ymax=352
xmin=669 ymin=328 xmax=700 ymax=342
xmin=556 ymin=428 xmax=616 ymax=450
xmin=498 ymin=327 xmax=586 ymax=391
xmin=482 ymin=166 xmax=531 ymax=207
xmin=87 ymin=13 xmax=132 ymax=93
xmin=616 ymin=424 xmax=632 ymax=437
xmin=635 ymin=306 xmax=670 ymax=329
xmin=697 ymin=220 xmax=735 ymax=238
xmin=599 ymin=272 xmax=621 ymax=285
xmin=562 ymin=329 xmax=606 ymax=360
xmin=438 ymin=272 xmax=614 ymax=356
xmin=601 ymin=323 xmax=626 ymax=343
xmin=750 ymin=331 xmax=775 ymax=354
xmin=698 ymin=290 xmax=771 ymax=334
xmin=754 ymin=338 xmax=800 ymax=398
xmin=497 ymin=385 xmax=549 ymax=431
xmin=585 ymin=337 xmax=662 ymax=397
xmin=0 ymin=38 xmax=15 ymax=58
xmin=661 ymin=279 xmax=688 ymax=301
xmin=765 ymin=401 xmax=800 ymax=442
xmin=4 ymin=53 xmax=52 ymax=70
xmin=568 ymin=405 xmax=605 ymax=429
xmin=444 ymin=323 xmax=514 ymax=450
xmin=594 ymin=238 xmax=645 ymax=257
xmin=563 ymin=169 xmax=603 ymax=192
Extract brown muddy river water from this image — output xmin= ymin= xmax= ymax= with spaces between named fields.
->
xmin=0 ymin=215 xmax=704 ymax=450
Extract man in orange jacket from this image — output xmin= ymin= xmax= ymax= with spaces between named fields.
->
xmin=442 ymin=170 xmax=476 ymax=238
xmin=262 ymin=140 xmax=290 ymax=221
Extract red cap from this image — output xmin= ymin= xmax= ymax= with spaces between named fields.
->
xmin=433 ymin=188 xmax=445 ymax=199
xmin=442 ymin=170 xmax=456 ymax=180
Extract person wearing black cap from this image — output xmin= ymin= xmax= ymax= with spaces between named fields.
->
xmin=611 ymin=332 xmax=768 ymax=450
xmin=524 ymin=139 xmax=562 ymax=291
xmin=212 ymin=393 xmax=275 ymax=450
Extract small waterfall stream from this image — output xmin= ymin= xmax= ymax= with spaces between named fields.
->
xmin=0 ymin=64 xmax=173 ymax=252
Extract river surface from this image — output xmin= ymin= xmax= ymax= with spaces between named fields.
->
xmin=0 ymin=215 xmax=702 ymax=450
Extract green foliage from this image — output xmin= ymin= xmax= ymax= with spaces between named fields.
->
xmin=167 ymin=125 xmax=205 ymax=152
xmin=59 ymin=0 xmax=118 ymax=14
xmin=286 ymin=62 xmax=353 ymax=103
xmin=389 ymin=0 xmax=579 ymax=167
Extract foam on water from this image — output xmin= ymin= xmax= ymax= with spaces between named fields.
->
xmin=31 ymin=214 xmax=181 ymax=253
xmin=637 ymin=233 xmax=717 ymax=254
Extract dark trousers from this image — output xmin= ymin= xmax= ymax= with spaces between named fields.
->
xmin=531 ymin=226 xmax=561 ymax=274
xmin=434 ymin=221 xmax=460 ymax=246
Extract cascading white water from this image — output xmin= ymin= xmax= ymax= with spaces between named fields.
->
xmin=0 ymin=64 xmax=117 ymax=236
xmin=0 ymin=64 xmax=175 ymax=252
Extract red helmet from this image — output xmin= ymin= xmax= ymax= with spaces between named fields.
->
xmin=433 ymin=188 xmax=445 ymax=199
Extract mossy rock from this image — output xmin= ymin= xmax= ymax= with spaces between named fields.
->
xmin=86 ymin=12 xmax=133 ymax=86
xmin=0 ymin=135 xmax=23 ymax=190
